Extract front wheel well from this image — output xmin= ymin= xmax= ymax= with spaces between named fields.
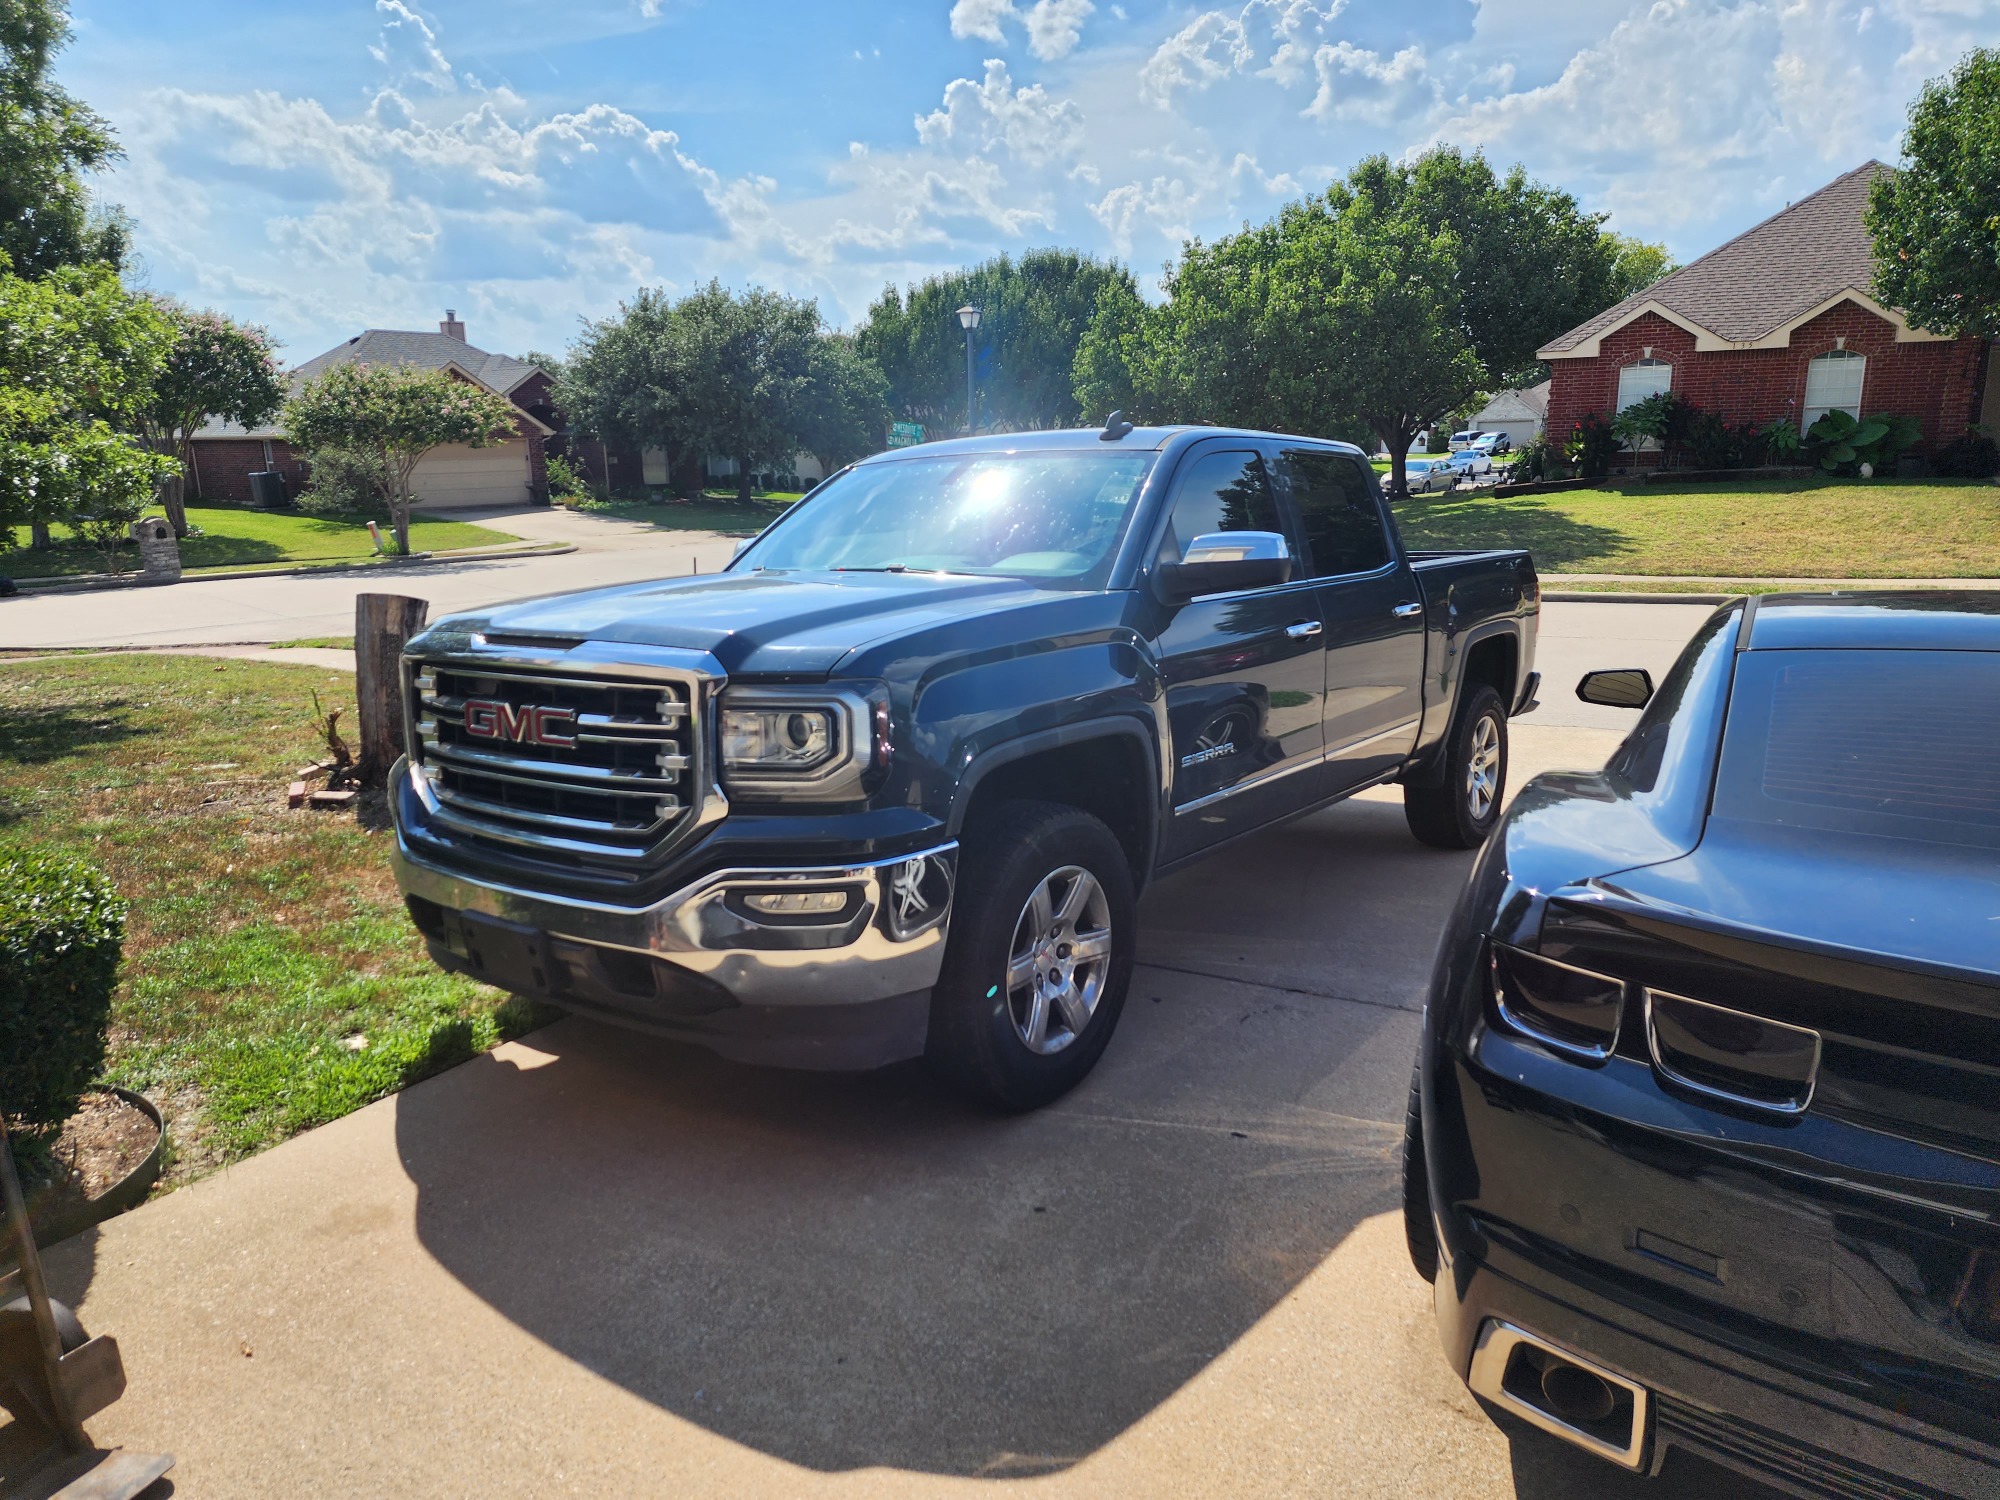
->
xmin=954 ymin=733 xmax=1156 ymax=887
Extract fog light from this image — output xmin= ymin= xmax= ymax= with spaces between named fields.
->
xmin=742 ymin=890 xmax=849 ymax=916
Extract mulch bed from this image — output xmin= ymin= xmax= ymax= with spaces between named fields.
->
xmin=14 ymin=1091 xmax=160 ymax=1238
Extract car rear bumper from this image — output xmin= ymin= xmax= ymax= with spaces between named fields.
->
xmin=1436 ymin=1239 xmax=2000 ymax=1499
xmin=391 ymin=759 xmax=958 ymax=1069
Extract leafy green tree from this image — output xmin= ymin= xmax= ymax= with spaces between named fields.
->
xmin=0 ymin=253 xmax=175 ymax=559
xmin=1603 ymin=233 xmax=1679 ymax=300
xmin=669 ymin=282 xmax=822 ymax=501
xmin=797 ymin=335 xmax=889 ymax=474
xmin=282 ymin=363 xmax=520 ymax=555
xmin=1868 ymin=47 xmax=2000 ymax=338
xmin=135 ymin=302 xmax=284 ymax=536
xmin=556 ymin=287 xmax=695 ymax=492
xmin=0 ymin=0 xmax=127 ymax=277
xmin=857 ymin=249 xmax=1139 ymax=433
xmin=1076 ymin=148 xmax=1618 ymax=492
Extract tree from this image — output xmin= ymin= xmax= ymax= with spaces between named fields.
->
xmin=556 ymin=288 xmax=695 ymax=492
xmin=282 ymin=363 xmax=519 ymax=555
xmin=665 ymin=282 xmax=820 ymax=501
xmin=0 ymin=0 xmax=127 ymax=277
xmin=135 ymin=302 xmax=284 ymax=536
xmin=1603 ymin=233 xmax=1679 ymax=300
xmin=0 ymin=253 xmax=175 ymax=561
xmin=1074 ymin=147 xmax=1631 ymax=494
xmin=1868 ymin=47 xmax=2000 ymax=339
xmin=856 ymin=249 xmax=1140 ymax=433
xmin=797 ymin=335 xmax=889 ymax=475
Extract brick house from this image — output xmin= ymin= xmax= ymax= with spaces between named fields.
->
xmin=191 ymin=312 xmax=556 ymax=508
xmin=1540 ymin=163 xmax=1998 ymax=467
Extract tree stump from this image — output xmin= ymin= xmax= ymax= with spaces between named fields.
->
xmin=354 ymin=594 xmax=429 ymax=787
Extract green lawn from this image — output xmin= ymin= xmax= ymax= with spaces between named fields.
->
xmin=1391 ymin=477 xmax=2000 ymax=577
xmin=1 ymin=504 xmax=521 ymax=580
xmin=563 ymin=488 xmax=798 ymax=535
xmin=0 ymin=656 xmax=547 ymax=1186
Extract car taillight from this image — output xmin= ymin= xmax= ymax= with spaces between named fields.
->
xmin=1488 ymin=944 xmax=1625 ymax=1062
xmin=1644 ymin=989 xmax=1820 ymax=1116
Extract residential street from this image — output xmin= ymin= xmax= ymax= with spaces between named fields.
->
xmin=9 ymin=595 xmax=1784 ymax=1498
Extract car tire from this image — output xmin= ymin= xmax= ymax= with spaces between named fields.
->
xmin=926 ymin=799 xmax=1137 ymax=1111
xmin=1403 ymin=1060 xmax=1438 ymax=1283
xmin=1404 ymin=683 xmax=1508 ymax=849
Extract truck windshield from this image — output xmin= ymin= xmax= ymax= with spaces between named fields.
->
xmin=734 ymin=451 xmax=1156 ymax=586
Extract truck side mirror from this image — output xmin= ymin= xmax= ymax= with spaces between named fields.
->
xmin=1576 ymin=668 xmax=1654 ymax=708
xmin=1156 ymin=531 xmax=1293 ymax=602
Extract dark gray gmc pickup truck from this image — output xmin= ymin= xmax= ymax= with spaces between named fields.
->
xmin=391 ymin=422 xmax=1539 ymax=1107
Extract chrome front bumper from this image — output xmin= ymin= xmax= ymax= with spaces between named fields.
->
xmin=390 ymin=759 xmax=958 ymax=1013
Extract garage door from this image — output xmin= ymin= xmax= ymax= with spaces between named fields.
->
xmin=410 ymin=439 xmax=530 ymax=510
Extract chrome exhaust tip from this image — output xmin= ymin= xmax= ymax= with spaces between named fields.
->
xmin=1467 ymin=1320 xmax=1649 ymax=1470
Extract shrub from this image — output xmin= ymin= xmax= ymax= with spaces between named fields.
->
xmin=545 ymin=453 xmax=589 ymax=501
xmin=1564 ymin=412 xmax=1618 ymax=478
xmin=1506 ymin=435 xmax=1570 ymax=483
xmin=296 ymin=446 xmax=390 ymax=516
xmin=1934 ymin=431 xmax=2000 ymax=478
xmin=0 ymin=849 xmax=125 ymax=1137
xmin=1805 ymin=411 xmax=1922 ymax=474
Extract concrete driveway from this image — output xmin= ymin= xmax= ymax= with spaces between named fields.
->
xmin=16 ymin=691 xmax=1783 ymax=1496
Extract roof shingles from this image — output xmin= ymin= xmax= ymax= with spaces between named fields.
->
xmin=1539 ymin=162 xmax=1894 ymax=357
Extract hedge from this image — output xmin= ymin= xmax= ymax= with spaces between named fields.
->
xmin=0 ymin=848 xmax=125 ymax=1135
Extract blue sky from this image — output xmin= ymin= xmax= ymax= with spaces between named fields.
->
xmin=65 ymin=0 xmax=2000 ymax=363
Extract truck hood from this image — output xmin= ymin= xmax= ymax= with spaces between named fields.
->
xmin=441 ymin=568 xmax=1084 ymax=678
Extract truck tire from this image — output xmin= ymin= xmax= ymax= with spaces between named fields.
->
xmin=927 ymin=800 xmax=1136 ymax=1111
xmin=1404 ymin=683 xmax=1507 ymax=850
xmin=1403 ymin=1060 xmax=1438 ymax=1283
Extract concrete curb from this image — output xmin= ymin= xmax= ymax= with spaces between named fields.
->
xmin=1545 ymin=590 xmax=1734 ymax=604
xmin=5 ymin=540 xmax=575 ymax=595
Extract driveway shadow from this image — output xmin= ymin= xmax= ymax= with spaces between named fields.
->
xmin=391 ymin=794 xmax=1442 ymax=1477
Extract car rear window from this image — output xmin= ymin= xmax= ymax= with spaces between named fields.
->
xmin=1712 ymin=649 xmax=2000 ymax=849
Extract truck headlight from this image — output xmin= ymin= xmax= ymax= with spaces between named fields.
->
xmin=717 ymin=686 xmax=885 ymax=800
xmin=721 ymin=706 xmax=838 ymax=772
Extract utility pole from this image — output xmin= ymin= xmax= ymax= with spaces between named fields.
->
xmin=956 ymin=304 xmax=982 ymax=434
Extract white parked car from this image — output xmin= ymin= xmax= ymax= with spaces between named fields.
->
xmin=1444 ymin=449 xmax=1493 ymax=480
xmin=1469 ymin=431 xmax=1511 ymax=456
xmin=1447 ymin=430 xmax=1483 ymax=451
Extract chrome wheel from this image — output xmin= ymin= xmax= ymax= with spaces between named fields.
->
xmin=1005 ymin=865 xmax=1113 ymax=1056
xmin=1465 ymin=712 xmax=1501 ymax=821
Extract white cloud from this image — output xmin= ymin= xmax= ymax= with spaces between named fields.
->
xmin=368 ymin=1 xmax=455 ymax=94
xmin=915 ymin=59 xmax=1085 ymax=165
xmin=1305 ymin=40 xmax=1430 ymax=124
xmin=1139 ymin=0 xmax=1346 ymax=105
xmin=950 ymin=0 xmax=1096 ymax=59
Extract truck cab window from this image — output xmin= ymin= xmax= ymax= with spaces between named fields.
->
xmin=1156 ymin=451 xmax=1284 ymax=566
xmin=1277 ymin=450 xmax=1391 ymax=577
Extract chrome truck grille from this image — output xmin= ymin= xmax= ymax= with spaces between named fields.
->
xmin=407 ymin=660 xmax=702 ymax=862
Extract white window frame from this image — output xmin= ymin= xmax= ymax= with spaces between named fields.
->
xmin=1801 ymin=350 xmax=1866 ymax=430
xmin=1615 ymin=358 xmax=1672 ymax=449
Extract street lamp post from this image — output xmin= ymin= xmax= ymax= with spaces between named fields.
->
xmin=956 ymin=304 xmax=981 ymax=434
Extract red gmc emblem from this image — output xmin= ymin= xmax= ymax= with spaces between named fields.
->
xmin=463 ymin=698 xmax=577 ymax=749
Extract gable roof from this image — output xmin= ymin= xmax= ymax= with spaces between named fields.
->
xmin=195 ymin=329 xmax=551 ymax=440
xmin=1475 ymin=379 xmax=1550 ymax=421
xmin=1538 ymin=163 xmax=1953 ymax=359
xmin=294 ymin=328 xmax=543 ymax=396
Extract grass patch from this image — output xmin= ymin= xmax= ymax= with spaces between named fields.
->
xmin=1 ymin=504 xmax=521 ymax=580
xmin=1392 ymin=476 xmax=2000 ymax=577
xmin=270 ymin=637 xmax=356 ymax=651
xmin=564 ymin=489 xmax=798 ymax=535
xmin=0 ymin=655 xmax=551 ymax=1184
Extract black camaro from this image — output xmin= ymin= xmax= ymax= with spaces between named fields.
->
xmin=1406 ymin=592 xmax=1999 ymax=1497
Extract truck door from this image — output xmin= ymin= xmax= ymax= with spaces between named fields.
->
xmin=1153 ymin=445 xmax=1328 ymax=863
xmin=1270 ymin=447 xmax=1425 ymax=793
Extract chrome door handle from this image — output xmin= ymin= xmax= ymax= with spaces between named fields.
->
xmin=1392 ymin=602 xmax=1424 ymax=619
xmin=1286 ymin=620 xmax=1323 ymax=640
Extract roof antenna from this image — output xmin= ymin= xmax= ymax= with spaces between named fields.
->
xmin=1099 ymin=410 xmax=1134 ymax=441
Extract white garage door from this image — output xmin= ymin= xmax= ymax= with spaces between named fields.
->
xmin=410 ymin=439 xmax=530 ymax=510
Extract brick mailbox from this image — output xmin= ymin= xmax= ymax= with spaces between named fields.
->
xmin=130 ymin=518 xmax=182 ymax=583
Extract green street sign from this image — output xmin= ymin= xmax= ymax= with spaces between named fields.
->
xmin=887 ymin=421 xmax=925 ymax=449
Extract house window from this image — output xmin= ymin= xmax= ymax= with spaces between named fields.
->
xmin=1615 ymin=357 xmax=1673 ymax=411
xmin=1801 ymin=350 xmax=1866 ymax=429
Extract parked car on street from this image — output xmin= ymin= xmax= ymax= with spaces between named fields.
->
xmin=1445 ymin=450 xmax=1494 ymax=479
xmin=1402 ymin=456 xmax=1459 ymax=493
xmin=1405 ymin=592 xmax=2000 ymax=1496
xmin=390 ymin=423 xmax=1539 ymax=1108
